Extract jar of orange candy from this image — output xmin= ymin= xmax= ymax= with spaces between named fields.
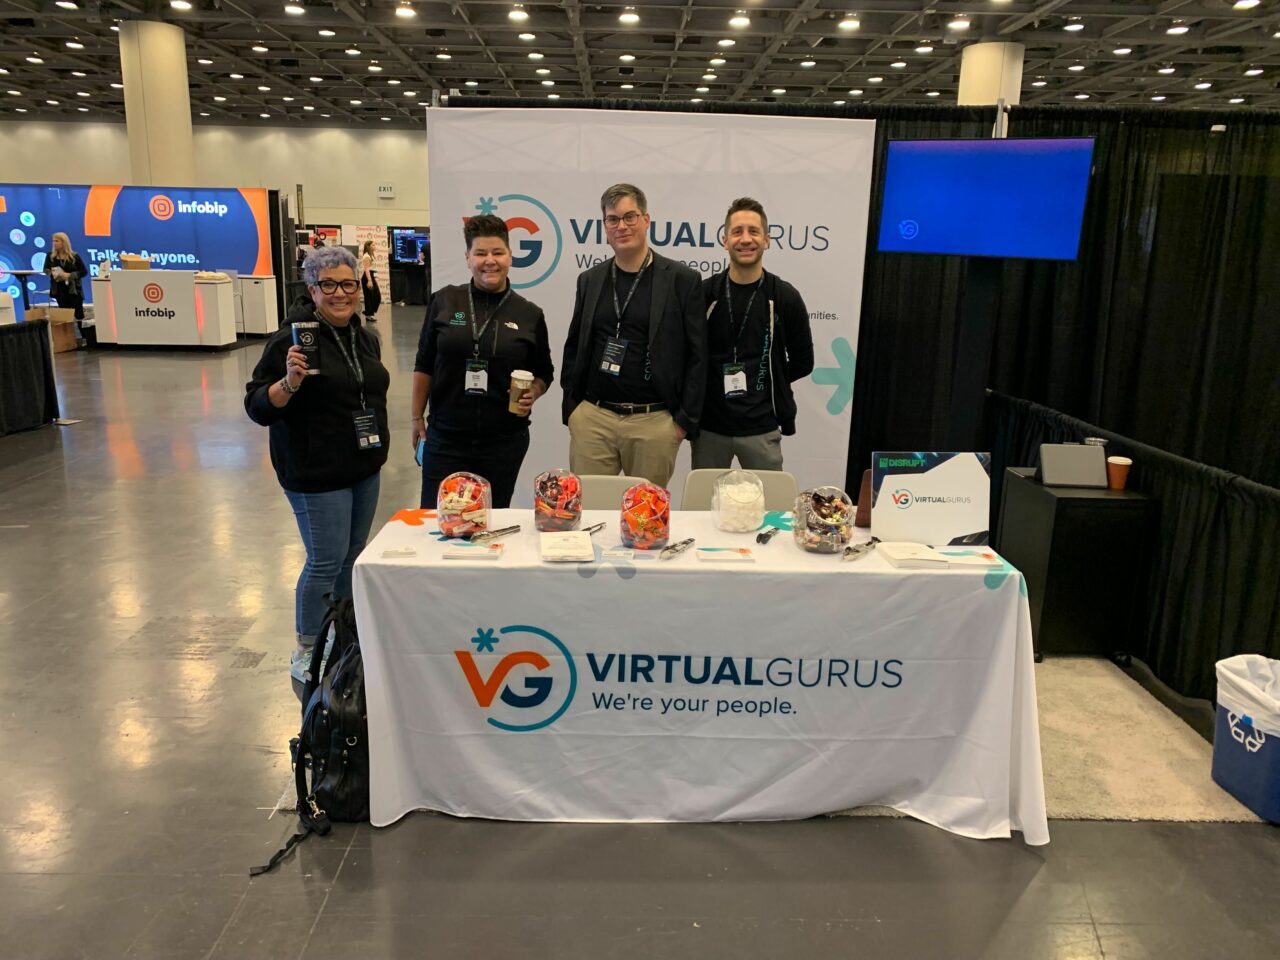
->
xmin=437 ymin=472 xmax=491 ymax=539
xmin=620 ymin=482 xmax=670 ymax=550
xmin=534 ymin=468 xmax=582 ymax=532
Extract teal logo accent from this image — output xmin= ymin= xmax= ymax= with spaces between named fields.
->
xmin=757 ymin=510 xmax=795 ymax=531
xmin=811 ymin=337 xmax=856 ymax=415
xmin=466 ymin=193 xmax=563 ymax=290
xmin=577 ymin=543 xmax=637 ymax=580
xmin=938 ymin=550 xmax=1026 ymax=596
xmin=450 ymin=311 xmax=466 ymax=325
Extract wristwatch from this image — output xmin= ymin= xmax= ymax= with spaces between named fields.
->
xmin=279 ymin=376 xmax=299 ymax=395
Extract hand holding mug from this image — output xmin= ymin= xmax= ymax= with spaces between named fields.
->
xmin=284 ymin=344 xmax=309 ymax=390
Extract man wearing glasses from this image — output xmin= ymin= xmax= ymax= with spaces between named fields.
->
xmin=561 ymin=183 xmax=706 ymax=488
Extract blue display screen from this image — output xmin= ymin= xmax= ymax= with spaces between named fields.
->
xmin=876 ymin=138 xmax=1095 ymax=260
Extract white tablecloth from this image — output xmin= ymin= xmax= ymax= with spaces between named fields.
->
xmin=353 ymin=509 xmax=1049 ymax=845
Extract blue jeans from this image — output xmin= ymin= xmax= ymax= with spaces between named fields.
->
xmin=283 ymin=472 xmax=381 ymax=644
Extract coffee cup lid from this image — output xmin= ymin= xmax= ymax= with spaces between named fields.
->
xmin=511 ymin=369 xmax=534 ymax=381
xmin=1107 ymin=456 xmax=1133 ymax=465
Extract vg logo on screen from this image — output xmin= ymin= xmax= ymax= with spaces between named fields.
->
xmin=454 ymin=625 xmax=577 ymax=731
xmin=467 ymin=194 xmax=563 ymax=289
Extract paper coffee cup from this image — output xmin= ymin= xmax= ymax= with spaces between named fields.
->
xmin=509 ymin=369 xmax=534 ymax=415
xmin=291 ymin=321 xmax=321 ymax=375
xmin=1106 ymin=456 xmax=1132 ymax=491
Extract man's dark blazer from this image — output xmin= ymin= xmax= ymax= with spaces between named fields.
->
xmin=560 ymin=251 xmax=707 ymax=437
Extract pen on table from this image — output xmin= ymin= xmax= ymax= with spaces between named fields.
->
xmin=659 ymin=538 xmax=696 ymax=560
xmin=843 ymin=537 xmax=879 ymax=562
xmin=470 ymin=524 xmax=521 ymax=543
xmin=756 ymin=526 xmax=781 ymax=544
xmin=583 ymin=522 xmax=606 ymax=535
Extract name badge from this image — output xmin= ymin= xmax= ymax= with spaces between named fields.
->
xmin=723 ymin=363 xmax=748 ymax=399
xmin=353 ymin=408 xmax=382 ymax=450
xmin=600 ymin=337 xmax=628 ymax=376
xmin=465 ymin=359 xmax=489 ymax=396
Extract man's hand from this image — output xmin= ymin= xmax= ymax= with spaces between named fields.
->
xmin=410 ymin=418 xmax=428 ymax=448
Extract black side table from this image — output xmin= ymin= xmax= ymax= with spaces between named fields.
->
xmin=995 ymin=467 xmax=1156 ymax=661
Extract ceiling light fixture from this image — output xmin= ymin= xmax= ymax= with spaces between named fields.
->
xmin=350 ymin=99 xmax=362 ymax=105
xmin=541 ymin=79 xmax=554 ymax=86
xmin=801 ymin=60 xmax=816 ymax=68
xmin=916 ymin=44 xmax=934 ymax=54
xmin=1229 ymin=95 xmax=1246 ymax=103
xmin=259 ymin=112 xmax=270 ymax=118
xmin=619 ymin=53 xmax=635 ymax=62
xmin=1166 ymin=21 xmax=1189 ymax=35
xmin=1031 ymin=79 xmax=1047 ymax=87
xmin=926 ymin=90 xmax=941 ymax=97
xmin=838 ymin=14 xmax=860 ymax=31
xmin=1194 ymin=81 xmax=1212 ymax=89
xmin=1244 ymin=67 xmax=1264 ymax=76
xmin=6 ymin=90 xmax=20 ymax=96
xmin=1151 ymin=95 xmax=1166 ymax=102
xmin=396 ymin=3 xmax=416 ymax=17
xmin=1068 ymin=63 xmax=1085 ymax=72
xmin=434 ymin=52 xmax=449 ymax=60
xmin=111 ymin=82 xmax=124 ymax=89
xmin=56 ymin=0 xmax=77 ymax=7
xmin=404 ymin=90 xmax=418 ymax=97
xmin=46 ymin=99 xmax=59 ymax=105
xmin=381 ymin=117 xmax=391 ymax=121
xmin=346 ymin=48 xmax=361 ymax=55
xmin=14 ymin=107 xmax=26 ymax=112
xmin=318 ymin=29 xmax=335 ymax=37
xmin=309 ymin=76 xmax=323 ymax=82
xmin=304 ymin=104 xmax=315 ymax=110
xmin=891 ymin=60 xmax=907 ymax=69
xmin=1158 ymin=65 xmax=1176 ymax=74
xmin=690 ymin=97 xmax=702 ymax=103
xmin=619 ymin=7 xmax=639 ymax=25
xmin=1113 ymin=47 xmax=1132 ymax=55
xmin=65 ymin=41 xmax=84 ymax=50
xmin=771 ymin=87 xmax=786 ymax=94
xmin=252 ymin=44 xmax=269 ymax=53
xmin=709 ymin=57 xmax=726 ymax=66
xmin=197 ymin=58 xmax=213 ymax=65
xmin=848 ymin=89 xmax=863 ymax=95
xmin=285 ymin=3 xmax=306 ymax=14
xmin=696 ymin=86 xmax=709 ymax=93
xmin=170 ymin=0 xmax=192 ymax=9
xmin=198 ymin=110 xmax=209 ymax=116
xmin=71 ymin=70 xmax=85 ymax=77
xmin=529 ymin=51 xmax=544 ymax=60
xmin=508 ymin=5 xmax=529 ymax=22
xmin=282 ymin=96 xmax=294 ymax=101
xmin=718 ymin=38 xmax=736 ymax=48
xmin=833 ymin=100 xmax=846 ymax=105
xmin=702 ymin=73 xmax=717 ymax=81
xmin=868 ymin=75 xmax=883 ymax=83
xmin=229 ymin=72 xmax=244 ymax=79
xmin=620 ymin=83 xmax=634 ymax=89
xmin=547 ymin=93 xmax=559 ymax=99
xmin=1063 ymin=19 xmax=1084 ymax=32
xmin=388 ymin=78 xmax=401 ymax=84
xmin=25 ymin=56 xmax=43 ymax=64
xmin=1074 ymin=93 xmax=1090 ymax=99
xmin=1232 ymin=0 xmax=1260 ymax=9
xmin=536 ymin=67 xmax=550 ymax=75
xmin=519 ymin=33 xmax=535 ymax=41
xmin=214 ymin=95 xmax=226 ymax=101
xmin=76 ymin=91 xmax=90 ymax=97
xmin=257 ymin=85 xmax=271 ymax=91
xmin=729 ymin=11 xmax=750 ymax=28
xmin=947 ymin=16 xmax=970 ymax=31
xmin=465 ymin=80 xmax=478 ymax=87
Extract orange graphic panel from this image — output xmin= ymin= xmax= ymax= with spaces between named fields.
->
xmin=84 ymin=185 xmax=124 ymax=236
xmin=239 ymin=188 xmax=272 ymax=275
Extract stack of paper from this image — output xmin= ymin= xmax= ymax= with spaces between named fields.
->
xmin=878 ymin=542 xmax=1003 ymax=569
xmin=540 ymin=532 xmax=596 ymax=562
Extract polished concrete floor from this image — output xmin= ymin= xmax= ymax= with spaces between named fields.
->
xmin=1 ymin=306 xmax=1278 ymax=960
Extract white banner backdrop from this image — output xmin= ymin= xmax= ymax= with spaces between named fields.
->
xmin=426 ymin=108 xmax=876 ymax=503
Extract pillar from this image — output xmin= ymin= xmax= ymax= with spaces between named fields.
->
xmin=118 ymin=21 xmax=195 ymax=185
xmin=957 ymin=42 xmax=1025 ymax=107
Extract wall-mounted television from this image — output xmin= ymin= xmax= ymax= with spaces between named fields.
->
xmin=391 ymin=227 xmax=430 ymax=263
xmin=876 ymin=138 xmax=1095 ymax=260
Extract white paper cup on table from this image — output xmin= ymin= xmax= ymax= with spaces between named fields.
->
xmin=509 ymin=369 xmax=534 ymax=415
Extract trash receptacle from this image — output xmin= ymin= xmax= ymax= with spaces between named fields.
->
xmin=1212 ymin=654 xmax=1280 ymax=823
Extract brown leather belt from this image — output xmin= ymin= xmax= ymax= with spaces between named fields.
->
xmin=588 ymin=398 xmax=667 ymax=415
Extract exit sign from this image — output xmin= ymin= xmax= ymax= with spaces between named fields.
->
xmin=377 ymin=183 xmax=395 ymax=199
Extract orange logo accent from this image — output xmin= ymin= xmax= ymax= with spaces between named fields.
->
xmin=389 ymin=508 xmax=437 ymax=526
xmin=142 ymin=283 xmax=164 ymax=303
xmin=454 ymin=650 xmax=550 ymax=707
xmin=149 ymin=195 xmax=175 ymax=220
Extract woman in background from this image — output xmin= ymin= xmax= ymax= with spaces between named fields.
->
xmin=359 ymin=240 xmax=382 ymax=321
xmin=43 ymin=232 xmax=88 ymax=322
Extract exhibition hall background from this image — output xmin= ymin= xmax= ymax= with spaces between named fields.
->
xmin=3 ymin=101 xmax=1277 ymax=705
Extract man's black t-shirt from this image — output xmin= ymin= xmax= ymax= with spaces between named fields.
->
xmin=586 ymin=262 xmax=661 ymax=405
xmin=702 ymin=276 xmax=776 ymax=436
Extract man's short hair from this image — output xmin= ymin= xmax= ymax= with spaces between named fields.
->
xmin=725 ymin=197 xmax=768 ymax=232
xmin=600 ymin=183 xmax=648 ymax=216
xmin=464 ymin=214 xmax=509 ymax=251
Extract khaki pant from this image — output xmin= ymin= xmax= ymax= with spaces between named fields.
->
xmin=691 ymin=428 xmax=784 ymax=471
xmin=568 ymin=401 xmax=682 ymax=488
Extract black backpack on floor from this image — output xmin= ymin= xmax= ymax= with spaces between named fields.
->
xmin=251 ymin=595 xmax=369 ymax=876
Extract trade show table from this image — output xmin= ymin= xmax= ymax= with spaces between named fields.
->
xmin=90 ymin=270 xmax=236 ymax=347
xmin=353 ymin=509 xmax=1049 ymax=845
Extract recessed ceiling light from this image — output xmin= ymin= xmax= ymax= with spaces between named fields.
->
xmin=541 ymin=79 xmax=554 ymax=86
xmin=947 ymin=16 xmax=970 ymax=31
xmin=536 ymin=67 xmax=550 ymax=75
xmin=110 ymin=82 xmax=123 ymax=89
xmin=6 ymin=90 xmax=21 ymax=96
xmin=848 ymin=88 xmax=863 ymax=96
xmin=702 ymin=73 xmax=717 ymax=81
xmin=833 ymin=99 xmax=846 ymax=105
xmin=309 ymin=76 xmax=323 ymax=82
xmin=1113 ymin=47 xmax=1132 ymax=55
xmin=891 ymin=61 xmax=907 ymax=69
xmin=214 ymin=95 xmax=226 ymax=101
xmin=690 ymin=97 xmax=702 ymax=103
xmin=170 ymin=0 xmax=192 ymax=9
xmin=508 ymin=5 xmax=528 ymax=22
xmin=110 ymin=24 xmax=118 ymax=31
xmin=77 ymin=106 xmax=90 ymax=112
xmin=396 ymin=3 xmax=416 ymax=18
xmin=282 ymin=96 xmax=294 ymax=101
xmin=46 ymin=99 xmax=59 ymax=105
xmin=1031 ymin=80 xmax=1047 ymax=87
xmin=619 ymin=53 xmax=635 ymax=62
xmin=433 ymin=53 xmax=449 ymax=61
xmin=350 ymin=99 xmax=362 ymax=105
xmin=1064 ymin=20 xmax=1084 ymax=32
xmin=710 ymin=57 xmax=726 ymax=66
xmin=1068 ymin=64 xmax=1085 ymax=72
xmin=318 ymin=29 xmax=335 ymax=37
xmin=258 ymin=85 xmax=271 ymax=91
xmin=465 ymin=80 xmax=478 ymax=87
xmin=65 ymin=41 xmax=84 ymax=50
xmin=1074 ymin=93 xmax=1090 ymax=100
xmin=771 ymin=87 xmax=786 ymax=94
xmin=926 ymin=91 xmax=941 ymax=97
xmin=56 ymin=0 xmax=77 ymax=7
xmin=718 ymin=38 xmax=736 ymax=48
xmin=259 ymin=112 xmax=270 ymax=118
xmin=729 ymin=11 xmax=750 ymax=29
xmin=1233 ymin=0 xmax=1260 ymax=9
xmin=229 ymin=73 xmax=244 ymax=79
xmin=619 ymin=7 xmax=639 ymax=25
xmin=800 ymin=60 xmax=816 ymax=68
xmin=1229 ymin=96 xmax=1246 ymax=103
xmin=71 ymin=70 xmax=86 ymax=77
xmin=197 ymin=59 xmax=213 ymax=65
xmin=26 ymin=56 xmax=43 ymax=64
xmin=1158 ymin=66 xmax=1176 ymax=74
xmin=915 ymin=44 xmax=933 ymax=54
xmin=696 ymin=86 xmax=709 ymax=93
xmin=14 ymin=107 xmax=27 ymax=112
xmin=381 ymin=116 xmax=390 ymax=121
xmin=620 ymin=83 xmax=634 ymax=90
xmin=838 ymin=15 xmax=860 ymax=31
xmin=547 ymin=93 xmax=559 ymax=99
xmin=0 ymin=69 xmax=9 ymax=75
xmin=321 ymin=113 xmax=330 ymax=117
xmin=519 ymin=33 xmax=535 ymax=41
xmin=404 ymin=90 xmax=418 ymax=97
xmin=285 ymin=3 xmax=306 ymax=14
xmin=198 ymin=110 xmax=208 ymax=115
xmin=868 ymin=76 xmax=883 ymax=83
xmin=252 ymin=44 xmax=269 ymax=53
xmin=76 ymin=91 xmax=90 ymax=97
xmin=346 ymin=48 xmax=361 ymax=56
xmin=1244 ymin=67 xmax=1264 ymax=77
xmin=1166 ymin=21 xmax=1189 ymax=35
xmin=304 ymin=104 xmax=315 ymax=110
xmin=529 ymin=52 xmax=544 ymax=60
xmin=388 ymin=78 xmax=401 ymax=84
xmin=1194 ymin=81 xmax=1212 ymax=90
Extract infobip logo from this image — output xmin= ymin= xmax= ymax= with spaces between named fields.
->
xmin=455 ymin=625 xmax=577 ymax=731
xmin=149 ymin=194 xmax=230 ymax=221
xmin=464 ymin=194 xmax=563 ymax=289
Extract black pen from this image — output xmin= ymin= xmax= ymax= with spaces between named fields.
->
xmin=470 ymin=524 xmax=521 ymax=544
xmin=659 ymin=538 xmax=696 ymax=560
xmin=584 ymin=522 xmax=606 ymax=535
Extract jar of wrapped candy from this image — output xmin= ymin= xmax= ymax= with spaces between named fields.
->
xmin=620 ymin=482 xmax=671 ymax=550
xmin=712 ymin=470 xmax=766 ymax=533
xmin=793 ymin=486 xmax=855 ymax=554
xmin=437 ymin=472 xmax=491 ymax=539
xmin=533 ymin=468 xmax=582 ymax=532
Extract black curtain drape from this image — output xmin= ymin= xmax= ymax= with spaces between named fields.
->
xmin=989 ymin=392 xmax=1280 ymax=703
xmin=0 ymin=320 xmax=59 ymax=435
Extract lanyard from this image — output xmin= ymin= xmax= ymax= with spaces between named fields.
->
xmin=467 ymin=283 xmax=511 ymax=358
xmin=724 ymin=274 xmax=764 ymax=364
xmin=318 ymin=316 xmax=366 ymax=407
xmin=611 ymin=252 xmax=652 ymax=336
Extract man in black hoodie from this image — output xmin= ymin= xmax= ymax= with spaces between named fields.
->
xmin=693 ymin=197 xmax=814 ymax=471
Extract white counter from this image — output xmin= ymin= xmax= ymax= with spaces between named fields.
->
xmin=92 ymin=270 xmax=237 ymax=348
xmin=240 ymin=274 xmax=279 ymax=335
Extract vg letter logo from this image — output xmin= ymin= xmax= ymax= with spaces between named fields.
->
xmin=891 ymin=488 xmax=914 ymax=509
xmin=455 ymin=625 xmax=577 ymax=731
xmin=466 ymin=194 xmax=563 ymax=289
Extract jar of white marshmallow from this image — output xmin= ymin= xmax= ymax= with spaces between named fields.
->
xmin=712 ymin=470 xmax=767 ymax=533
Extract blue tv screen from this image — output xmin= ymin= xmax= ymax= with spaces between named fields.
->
xmin=877 ymin=138 xmax=1095 ymax=260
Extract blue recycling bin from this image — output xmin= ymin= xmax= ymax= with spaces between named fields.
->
xmin=1211 ymin=706 xmax=1280 ymax=823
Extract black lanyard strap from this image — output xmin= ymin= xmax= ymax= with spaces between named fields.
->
xmin=318 ymin=317 xmax=366 ymax=407
xmin=611 ymin=252 xmax=653 ymax=337
xmin=724 ymin=274 xmax=765 ymax=364
xmin=467 ymin=284 xmax=512 ymax=358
